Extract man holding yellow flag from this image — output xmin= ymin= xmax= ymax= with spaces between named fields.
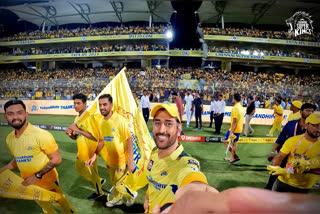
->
xmin=65 ymin=93 xmax=105 ymax=200
xmin=73 ymin=68 xmax=155 ymax=209
xmin=77 ymin=94 xmax=137 ymax=207
xmin=0 ymin=99 xmax=75 ymax=213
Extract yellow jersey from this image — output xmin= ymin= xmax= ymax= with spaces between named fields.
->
xmin=98 ymin=112 xmax=131 ymax=166
xmin=265 ymin=100 xmax=270 ymax=108
xmin=6 ymin=122 xmax=59 ymax=189
xmin=273 ymin=104 xmax=283 ymax=122
xmin=287 ymin=111 xmax=301 ymax=122
xmin=279 ymin=135 xmax=320 ymax=189
xmin=74 ymin=113 xmax=99 ymax=161
xmin=147 ymin=144 xmax=207 ymax=212
xmin=229 ymin=102 xmax=244 ymax=133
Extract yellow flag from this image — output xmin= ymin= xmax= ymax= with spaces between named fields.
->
xmin=0 ymin=169 xmax=62 ymax=202
xmin=77 ymin=67 xmax=155 ymax=191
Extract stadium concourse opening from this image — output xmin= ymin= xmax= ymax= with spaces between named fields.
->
xmin=0 ymin=0 xmax=320 ymax=213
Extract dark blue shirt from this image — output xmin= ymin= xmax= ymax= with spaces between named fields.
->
xmin=275 ymin=119 xmax=305 ymax=152
xmin=193 ymin=98 xmax=202 ymax=110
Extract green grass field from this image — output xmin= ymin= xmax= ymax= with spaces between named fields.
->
xmin=0 ymin=114 xmax=319 ymax=213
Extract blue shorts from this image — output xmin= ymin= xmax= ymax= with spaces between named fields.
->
xmin=224 ymin=131 xmax=241 ymax=143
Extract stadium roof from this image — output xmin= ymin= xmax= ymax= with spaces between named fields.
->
xmin=0 ymin=0 xmax=174 ymax=26
xmin=198 ymin=0 xmax=320 ymax=27
xmin=0 ymin=0 xmax=319 ymax=28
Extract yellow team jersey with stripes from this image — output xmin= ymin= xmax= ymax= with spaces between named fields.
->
xmin=279 ymin=135 xmax=320 ymax=189
xmin=6 ymin=122 xmax=58 ymax=189
xmin=74 ymin=114 xmax=99 ymax=161
xmin=147 ymin=144 xmax=208 ymax=212
xmin=98 ymin=112 xmax=131 ymax=166
xmin=229 ymin=102 xmax=244 ymax=133
xmin=287 ymin=111 xmax=301 ymax=122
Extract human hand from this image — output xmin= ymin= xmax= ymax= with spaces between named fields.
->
xmin=65 ymin=128 xmax=73 ymax=136
xmin=267 ymin=153 xmax=275 ymax=162
xmin=161 ymin=187 xmax=320 ymax=213
xmin=68 ymin=123 xmax=80 ymax=132
xmin=22 ymin=175 xmax=38 ymax=186
xmin=85 ymin=153 xmax=97 ymax=167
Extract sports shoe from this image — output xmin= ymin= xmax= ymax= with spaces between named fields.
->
xmin=266 ymin=134 xmax=272 ymax=137
xmin=106 ymin=199 xmax=123 ymax=207
xmin=186 ymin=124 xmax=189 ymax=128
xmin=249 ymin=130 xmax=255 ymax=135
xmin=193 ymin=127 xmax=198 ymax=130
xmin=199 ymin=128 xmax=202 ymax=131
xmin=125 ymin=191 xmax=138 ymax=207
xmin=87 ymin=192 xmax=104 ymax=200
xmin=101 ymin=179 xmax=106 ymax=186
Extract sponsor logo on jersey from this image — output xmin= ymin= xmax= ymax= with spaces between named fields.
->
xmin=103 ymin=136 xmax=114 ymax=142
xmin=147 ymin=175 xmax=167 ymax=191
xmin=188 ymin=159 xmax=200 ymax=169
xmin=160 ymin=169 xmax=168 ymax=176
xmin=147 ymin=160 xmax=154 ymax=171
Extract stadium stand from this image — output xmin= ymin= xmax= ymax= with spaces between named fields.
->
xmin=202 ymin=27 xmax=320 ymax=42
xmin=1 ymin=24 xmax=172 ymax=41
xmin=1 ymin=67 xmax=319 ymax=109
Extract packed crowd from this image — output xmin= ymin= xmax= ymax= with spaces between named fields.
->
xmin=1 ymin=24 xmax=172 ymax=41
xmin=1 ymin=67 xmax=319 ymax=107
xmin=209 ymin=46 xmax=319 ymax=59
xmin=202 ymin=27 xmax=320 ymax=42
xmin=4 ymin=44 xmax=168 ymax=56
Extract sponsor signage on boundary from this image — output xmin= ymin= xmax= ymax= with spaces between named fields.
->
xmin=238 ymin=137 xmax=276 ymax=144
xmin=178 ymin=135 xmax=205 ymax=142
xmin=0 ymin=122 xmax=276 ymax=143
xmin=0 ymin=122 xmax=67 ymax=131
xmin=0 ymin=100 xmax=308 ymax=125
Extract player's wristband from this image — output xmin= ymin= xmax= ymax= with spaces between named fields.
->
xmin=270 ymin=152 xmax=275 ymax=154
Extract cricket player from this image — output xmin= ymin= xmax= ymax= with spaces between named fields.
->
xmin=144 ymin=103 xmax=210 ymax=213
xmin=66 ymin=93 xmax=105 ymax=200
xmin=0 ymin=99 xmax=75 ymax=213
xmin=79 ymin=94 xmax=136 ymax=207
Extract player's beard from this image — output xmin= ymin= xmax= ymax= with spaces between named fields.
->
xmin=9 ymin=118 xmax=26 ymax=130
xmin=306 ymin=128 xmax=320 ymax=139
xmin=100 ymin=109 xmax=110 ymax=117
xmin=154 ymin=130 xmax=178 ymax=150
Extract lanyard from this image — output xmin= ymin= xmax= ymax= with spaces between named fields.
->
xmin=293 ymin=121 xmax=298 ymax=136
xmin=292 ymin=134 xmax=318 ymax=155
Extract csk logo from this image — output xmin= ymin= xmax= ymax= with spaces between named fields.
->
xmin=286 ymin=11 xmax=313 ymax=37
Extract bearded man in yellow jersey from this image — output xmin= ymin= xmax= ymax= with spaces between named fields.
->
xmin=65 ymin=93 xmax=105 ymax=200
xmin=0 ymin=100 xmax=75 ymax=213
xmin=271 ymin=113 xmax=320 ymax=193
xmin=223 ymin=93 xmax=245 ymax=163
xmin=84 ymin=94 xmax=136 ymax=208
xmin=144 ymin=103 xmax=212 ymax=213
xmin=267 ymin=98 xmax=283 ymax=137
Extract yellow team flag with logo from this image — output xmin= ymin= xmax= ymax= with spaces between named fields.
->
xmin=76 ymin=67 xmax=155 ymax=191
xmin=0 ymin=169 xmax=62 ymax=202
